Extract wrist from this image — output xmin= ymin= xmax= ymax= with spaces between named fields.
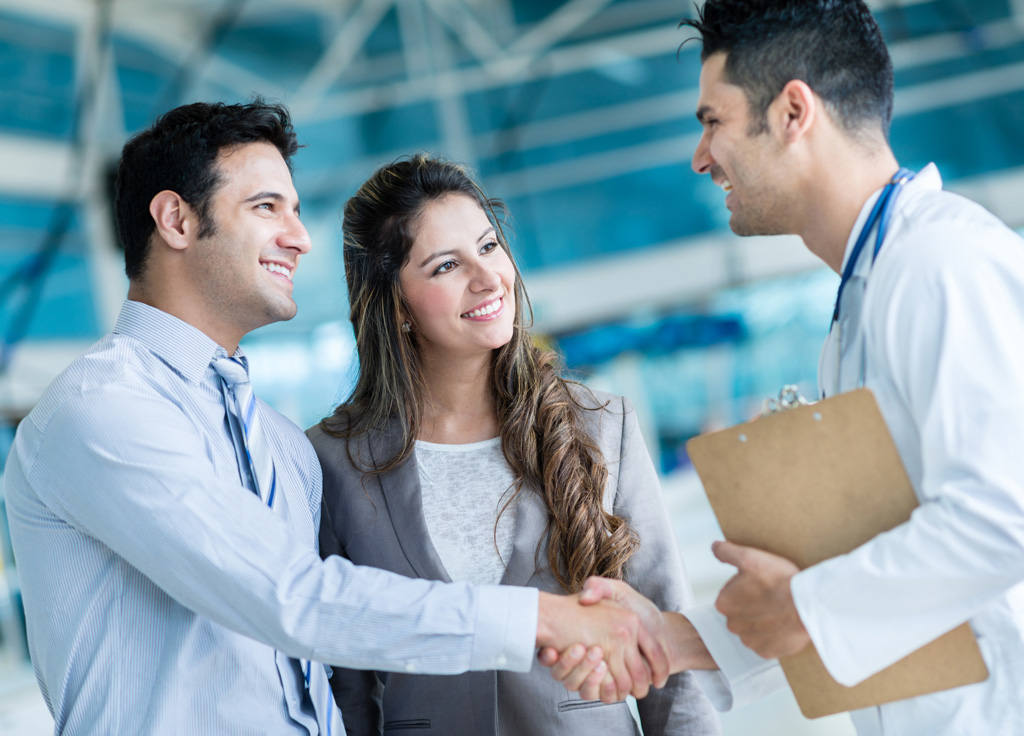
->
xmin=664 ymin=612 xmax=717 ymax=672
xmin=535 ymin=591 xmax=563 ymax=648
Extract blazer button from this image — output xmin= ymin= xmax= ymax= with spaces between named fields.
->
xmin=405 ymin=662 xmax=418 ymax=672
xmin=495 ymin=655 xmax=508 ymax=667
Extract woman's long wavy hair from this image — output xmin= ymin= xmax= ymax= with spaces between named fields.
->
xmin=321 ymin=154 xmax=638 ymax=593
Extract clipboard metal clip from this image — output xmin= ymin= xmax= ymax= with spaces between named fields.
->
xmin=761 ymin=385 xmax=812 ymax=417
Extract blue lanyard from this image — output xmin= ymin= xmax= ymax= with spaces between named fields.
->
xmin=831 ymin=168 xmax=915 ymax=324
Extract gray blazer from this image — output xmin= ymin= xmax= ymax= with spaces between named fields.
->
xmin=307 ymin=389 xmax=721 ymax=736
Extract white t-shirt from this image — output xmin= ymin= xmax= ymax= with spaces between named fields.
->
xmin=415 ymin=437 xmax=518 ymax=585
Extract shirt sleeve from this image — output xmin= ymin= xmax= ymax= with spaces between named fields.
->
xmin=792 ymin=220 xmax=1024 ymax=686
xmin=611 ymin=397 xmax=723 ymax=734
xmin=24 ymin=382 xmax=538 ymax=674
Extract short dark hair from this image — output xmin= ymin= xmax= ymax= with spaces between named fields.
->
xmin=681 ymin=0 xmax=894 ymax=138
xmin=114 ymin=99 xmax=299 ymax=280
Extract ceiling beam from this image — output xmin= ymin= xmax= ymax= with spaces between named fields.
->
xmin=292 ymin=0 xmax=395 ymax=114
xmin=505 ymin=0 xmax=616 ymax=59
xmin=0 ymin=136 xmax=76 ymax=200
xmin=425 ymin=0 xmax=501 ymax=65
xmin=526 ymin=233 xmax=824 ymax=334
xmin=303 ymin=22 xmax=686 ymax=121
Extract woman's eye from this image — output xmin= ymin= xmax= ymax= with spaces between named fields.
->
xmin=435 ymin=260 xmax=456 ymax=274
xmin=481 ymin=240 xmax=499 ymax=254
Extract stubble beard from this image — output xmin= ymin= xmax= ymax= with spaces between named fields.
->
xmin=727 ymin=185 xmax=790 ymax=238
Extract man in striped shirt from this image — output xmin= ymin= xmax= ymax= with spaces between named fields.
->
xmin=4 ymin=99 xmax=668 ymax=734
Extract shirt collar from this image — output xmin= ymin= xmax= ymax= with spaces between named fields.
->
xmin=839 ymin=162 xmax=942 ymax=275
xmin=113 ymin=301 xmax=247 ymax=384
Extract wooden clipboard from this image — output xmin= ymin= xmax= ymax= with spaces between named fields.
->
xmin=686 ymin=388 xmax=988 ymax=719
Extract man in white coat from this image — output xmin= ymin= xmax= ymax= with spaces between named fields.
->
xmin=545 ymin=0 xmax=1024 ymax=733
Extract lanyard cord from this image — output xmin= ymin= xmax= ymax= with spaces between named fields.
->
xmin=831 ymin=167 xmax=915 ymax=324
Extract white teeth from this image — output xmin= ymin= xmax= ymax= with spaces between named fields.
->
xmin=721 ymin=180 xmax=733 ymax=192
xmin=262 ymin=262 xmax=292 ymax=280
xmin=463 ymin=298 xmax=501 ymax=318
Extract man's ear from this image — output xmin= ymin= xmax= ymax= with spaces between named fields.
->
xmin=149 ymin=190 xmax=195 ymax=251
xmin=773 ymin=79 xmax=817 ymax=143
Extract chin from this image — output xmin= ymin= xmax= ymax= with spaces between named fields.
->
xmin=265 ymin=300 xmax=299 ymax=325
xmin=730 ymin=216 xmax=779 ymax=237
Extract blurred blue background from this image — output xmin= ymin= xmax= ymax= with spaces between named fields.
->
xmin=0 ymin=0 xmax=1022 ymax=732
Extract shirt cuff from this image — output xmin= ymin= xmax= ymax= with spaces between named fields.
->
xmin=686 ymin=603 xmax=787 ymax=710
xmin=470 ymin=584 xmax=539 ymax=672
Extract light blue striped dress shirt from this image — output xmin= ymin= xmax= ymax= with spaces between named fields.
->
xmin=4 ymin=301 xmax=538 ymax=735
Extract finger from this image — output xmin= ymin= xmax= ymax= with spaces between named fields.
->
xmin=562 ymin=646 xmax=604 ymax=692
xmin=549 ymin=643 xmax=584 ymax=681
xmin=579 ymin=576 xmax=614 ymax=605
xmin=537 ymin=646 xmax=560 ymax=668
xmin=577 ymin=659 xmax=608 ymax=702
xmin=636 ymin=620 xmax=669 ymax=689
xmin=714 ymin=573 xmax=743 ymax=616
xmin=623 ymin=641 xmax=652 ymax=699
xmin=605 ymin=645 xmax=634 ymax=702
xmin=711 ymin=540 xmax=749 ymax=568
xmin=600 ymin=669 xmax=622 ymax=704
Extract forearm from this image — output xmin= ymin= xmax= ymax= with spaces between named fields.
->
xmin=664 ymin=612 xmax=718 ymax=673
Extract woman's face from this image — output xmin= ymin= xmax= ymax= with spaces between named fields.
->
xmin=399 ymin=193 xmax=516 ymax=368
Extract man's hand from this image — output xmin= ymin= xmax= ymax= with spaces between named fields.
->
xmin=535 ymin=591 xmax=668 ymax=703
xmin=712 ymin=540 xmax=811 ymax=659
xmin=540 ymin=577 xmax=718 ymax=701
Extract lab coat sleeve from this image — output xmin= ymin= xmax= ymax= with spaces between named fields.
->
xmin=685 ymin=603 xmax=788 ymax=710
xmin=609 ymin=397 xmax=722 ymax=733
xmin=791 ymin=218 xmax=1024 ymax=686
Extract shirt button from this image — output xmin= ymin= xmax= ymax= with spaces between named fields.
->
xmin=495 ymin=655 xmax=508 ymax=667
xmin=405 ymin=662 xmax=417 ymax=672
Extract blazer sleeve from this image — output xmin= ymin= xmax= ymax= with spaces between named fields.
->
xmin=611 ymin=397 xmax=723 ymax=735
xmin=317 ymin=442 xmax=384 ymax=736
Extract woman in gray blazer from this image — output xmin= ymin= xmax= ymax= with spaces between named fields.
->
xmin=307 ymin=154 xmax=721 ymax=735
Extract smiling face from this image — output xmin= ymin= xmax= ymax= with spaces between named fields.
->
xmin=399 ymin=193 xmax=516 ymax=368
xmin=186 ymin=141 xmax=311 ymax=345
xmin=691 ymin=52 xmax=795 ymax=236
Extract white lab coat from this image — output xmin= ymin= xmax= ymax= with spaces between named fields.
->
xmin=688 ymin=164 xmax=1024 ymax=735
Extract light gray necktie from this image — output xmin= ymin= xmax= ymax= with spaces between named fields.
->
xmin=213 ymin=356 xmax=277 ymax=507
xmin=212 ymin=354 xmax=341 ymax=735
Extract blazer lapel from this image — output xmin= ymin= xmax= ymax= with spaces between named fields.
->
xmin=365 ymin=422 xmax=452 ymax=583
xmin=501 ymin=486 xmax=549 ymax=588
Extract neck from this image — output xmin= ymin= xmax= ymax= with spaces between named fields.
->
xmin=417 ymin=351 xmax=499 ymax=444
xmin=128 ymin=278 xmax=243 ymax=354
xmin=797 ymin=144 xmax=900 ymax=274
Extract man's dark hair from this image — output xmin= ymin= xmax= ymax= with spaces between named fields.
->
xmin=115 ymin=99 xmax=299 ymax=280
xmin=681 ymin=0 xmax=894 ymax=138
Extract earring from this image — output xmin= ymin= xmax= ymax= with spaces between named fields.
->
xmin=401 ymin=321 xmax=411 ymax=333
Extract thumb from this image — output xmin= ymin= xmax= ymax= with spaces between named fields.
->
xmin=711 ymin=540 xmax=750 ymax=569
xmin=579 ymin=576 xmax=615 ymax=605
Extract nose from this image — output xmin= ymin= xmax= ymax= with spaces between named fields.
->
xmin=692 ymin=130 xmax=714 ymax=175
xmin=469 ymin=259 xmax=502 ymax=292
xmin=280 ymin=212 xmax=312 ymax=255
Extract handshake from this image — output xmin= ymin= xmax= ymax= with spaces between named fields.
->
xmin=535 ymin=540 xmax=811 ymax=703
xmin=534 ymin=576 xmax=715 ymax=703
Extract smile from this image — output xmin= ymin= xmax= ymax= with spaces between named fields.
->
xmin=461 ymin=297 xmax=503 ymax=319
xmin=261 ymin=262 xmax=293 ymax=280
